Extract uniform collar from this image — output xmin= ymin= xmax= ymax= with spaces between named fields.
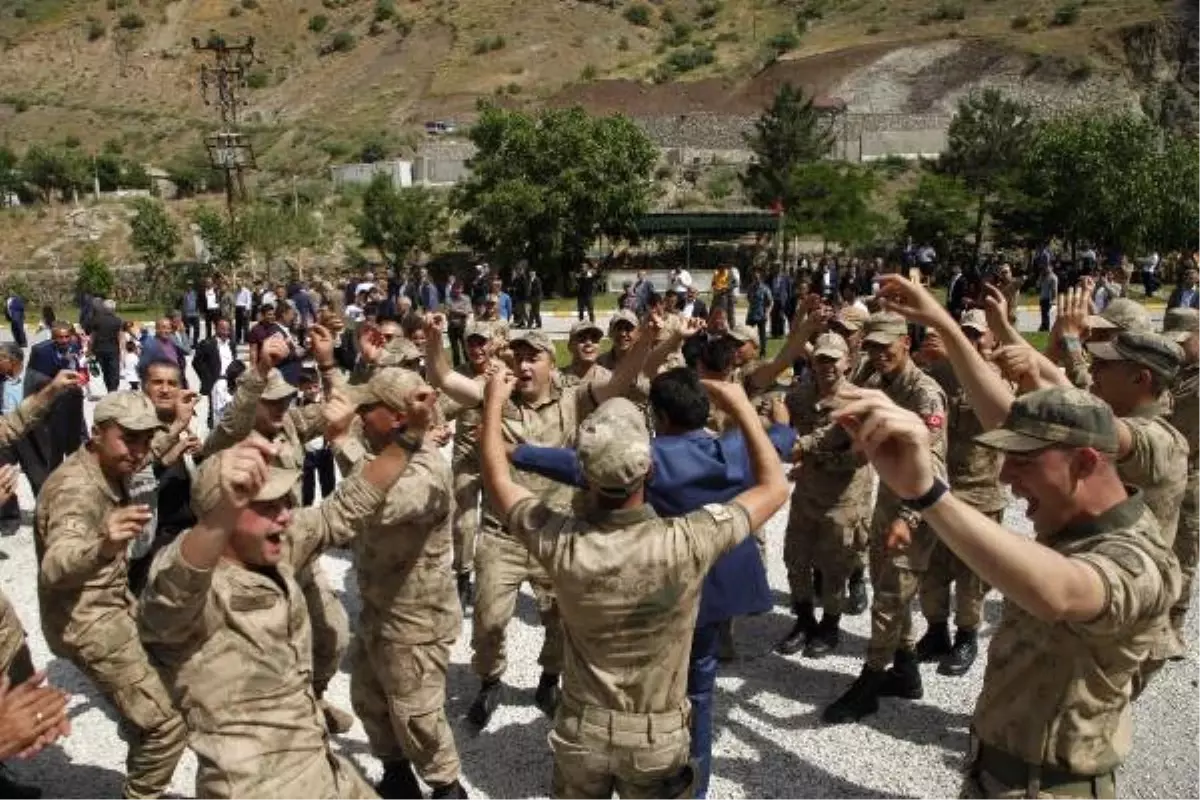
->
xmin=1047 ymin=488 xmax=1145 ymax=545
xmin=80 ymin=446 xmax=125 ymax=504
xmin=1127 ymin=398 xmax=1168 ymax=419
xmin=586 ymin=503 xmax=658 ymax=527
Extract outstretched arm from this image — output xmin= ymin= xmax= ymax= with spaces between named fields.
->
xmin=424 ymin=313 xmax=484 ymax=407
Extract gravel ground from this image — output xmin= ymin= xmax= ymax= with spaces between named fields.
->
xmin=0 ymin=394 xmax=1195 ymax=798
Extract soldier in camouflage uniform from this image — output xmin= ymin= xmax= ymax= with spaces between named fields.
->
xmin=478 ymin=375 xmax=790 ymax=799
xmin=559 ymin=320 xmax=611 ymax=388
xmin=36 ymin=392 xmax=187 ymax=798
xmin=916 ymin=311 xmax=1002 ymax=677
xmin=823 ymin=312 xmax=948 ymax=725
xmin=777 ymin=333 xmax=873 ymax=658
xmin=1056 ymin=297 xmax=1151 ymax=390
xmin=140 ymin=403 xmax=431 ymax=799
xmin=833 ymin=305 xmax=873 ymax=612
xmin=1163 ymin=308 xmax=1199 ymax=648
xmin=829 ymin=384 xmax=1178 ymax=800
xmin=199 ymin=331 xmax=357 ymax=733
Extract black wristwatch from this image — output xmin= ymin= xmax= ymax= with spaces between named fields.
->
xmin=393 ymin=430 xmax=423 ymax=453
xmin=901 ymin=478 xmax=949 ymax=513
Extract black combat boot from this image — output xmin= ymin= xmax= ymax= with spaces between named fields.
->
xmin=846 ymin=568 xmax=869 ymax=615
xmin=821 ymin=665 xmax=887 ymax=724
xmin=377 ymin=759 xmax=422 ymax=800
xmin=803 ymin=614 xmax=841 ymax=658
xmin=456 ymin=573 xmax=473 ymax=610
xmin=534 ymin=672 xmax=561 ymax=717
xmin=467 ymin=679 xmax=502 ymax=728
xmin=879 ymin=649 xmax=924 ymax=700
xmin=914 ymin=621 xmax=952 ymax=662
xmin=775 ymin=602 xmax=818 ymax=656
xmin=431 ymin=780 xmax=469 ymax=799
xmin=812 ymin=569 xmax=824 ymax=608
xmin=938 ymin=628 xmax=979 ymax=677
xmin=0 ymin=765 xmax=41 ymax=800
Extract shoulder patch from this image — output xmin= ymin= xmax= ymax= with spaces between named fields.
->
xmin=924 ymin=413 xmax=945 ymax=430
xmin=702 ymin=503 xmax=733 ymax=523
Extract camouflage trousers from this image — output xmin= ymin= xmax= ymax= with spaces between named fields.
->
xmin=451 ymin=463 xmax=481 ymax=576
xmin=866 ymin=512 xmax=935 ymax=671
xmin=784 ymin=502 xmax=868 ymax=614
xmin=0 ymin=589 xmax=33 ymax=683
xmin=69 ymin=628 xmax=187 ymax=798
xmin=299 ymin=561 xmax=350 ymax=697
xmin=959 ymin=766 xmax=1117 ymax=799
xmin=351 ymin=633 xmax=460 ymax=788
xmin=206 ymin=752 xmax=378 ymax=800
xmin=472 ymin=529 xmax=563 ymax=682
xmin=550 ymin=696 xmax=694 ymax=799
xmin=919 ymin=512 xmax=998 ymax=631
xmin=1170 ymin=468 xmax=1199 ymax=637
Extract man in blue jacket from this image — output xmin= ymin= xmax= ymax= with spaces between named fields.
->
xmin=510 ymin=367 xmax=795 ymax=798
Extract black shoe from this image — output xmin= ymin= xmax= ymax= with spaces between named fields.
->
xmin=915 ymin=621 xmax=952 ymax=662
xmin=534 ymin=672 xmax=561 ymax=717
xmin=456 ymin=573 xmax=473 ymax=610
xmin=0 ymin=765 xmax=40 ymax=800
xmin=822 ymin=666 xmax=886 ymax=725
xmin=467 ymin=680 xmax=502 ymax=728
xmin=803 ymin=614 xmax=841 ymax=659
xmin=377 ymin=759 xmax=422 ymax=800
xmin=775 ymin=602 xmax=817 ymax=656
xmin=879 ymin=649 xmax=923 ymax=700
xmin=846 ymin=570 xmax=869 ymax=616
xmin=431 ymin=780 xmax=469 ymax=799
xmin=938 ymin=628 xmax=978 ymax=677
xmin=812 ymin=569 xmax=824 ymax=608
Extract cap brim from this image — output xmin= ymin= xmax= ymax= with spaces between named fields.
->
xmin=863 ymin=332 xmax=902 ymax=345
xmin=1165 ymin=330 xmax=1194 ymax=343
xmin=254 ymin=468 xmax=300 ymax=503
xmin=344 ymin=384 xmax=375 ymax=408
xmin=571 ymin=325 xmax=604 ymax=339
xmin=961 ymin=322 xmax=988 ymax=333
xmin=117 ymin=416 xmax=165 ymax=432
xmin=1087 ymin=315 xmax=1119 ymax=330
xmin=973 ymin=428 xmax=1055 ymax=453
xmin=510 ymin=337 xmax=554 ymax=354
xmin=1084 ymin=341 xmax=1123 ymax=362
xmin=831 ymin=320 xmax=862 ymax=332
xmin=813 ymin=347 xmax=846 ymax=359
xmin=261 ymin=385 xmax=299 ymax=401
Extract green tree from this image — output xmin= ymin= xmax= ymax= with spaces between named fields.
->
xmin=1148 ymin=133 xmax=1200 ymax=253
xmin=452 ymin=104 xmax=657 ymax=287
xmin=898 ymin=171 xmax=975 ymax=256
xmin=357 ymin=175 xmax=446 ymax=274
xmin=128 ymin=198 xmax=181 ymax=294
xmin=940 ymin=89 xmax=1034 ymax=262
xmin=242 ymin=202 xmax=320 ymax=279
xmin=0 ymin=147 xmax=21 ymax=199
xmin=22 ymin=146 xmax=88 ymax=203
xmin=193 ymin=206 xmax=246 ymax=277
xmin=76 ymin=247 xmax=116 ymax=299
xmin=784 ymin=161 xmax=882 ymax=248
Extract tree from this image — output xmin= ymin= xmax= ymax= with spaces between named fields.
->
xmin=940 ymin=89 xmax=1034 ymax=263
xmin=452 ymin=104 xmax=657 ymax=288
xmin=193 ymin=207 xmax=246 ymax=277
xmin=22 ymin=146 xmax=87 ymax=203
xmin=0 ymin=147 xmax=21 ymax=200
xmin=1148 ymin=132 xmax=1200 ymax=253
xmin=357 ymin=176 xmax=446 ymax=274
xmin=898 ymin=171 xmax=975 ymax=256
xmin=242 ymin=202 xmax=320 ymax=279
xmin=784 ymin=161 xmax=883 ymax=248
xmin=76 ymin=247 xmax=115 ymax=299
xmin=742 ymin=83 xmax=836 ymax=213
xmin=128 ymin=198 xmax=181 ymax=293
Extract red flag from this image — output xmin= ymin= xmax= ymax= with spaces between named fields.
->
xmin=770 ymin=198 xmax=784 ymax=216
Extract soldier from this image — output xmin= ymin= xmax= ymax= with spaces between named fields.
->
xmin=423 ymin=315 xmax=653 ymax=728
xmin=595 ymin=309 xmax=639 ymax=374
xmin=830 ymin=385 xmax=1177 ymax=800
xmin=777 ymin=333 xmax=873 ymax=658
xmin=1163 ymin=308 xmax=1198 ymax=647
xmin=822 ymin=312 xmax=948 ymax=724
xmin=559 ymin=319 xmax=612 ymax=388
xmin=199 ymin=331 xmax=356 ymax=733
xmin=478 ymin=374 xmax=790 ymax=799
xmin=140 ymin=398 xmax=430 ymax=799
xmin=915 ymin=311 xmax=1003 ymax=677
xmin=1055 ymin=295 xmax=1151 ymax=389
xmin=35 ymin=391 xmax=187 ymax=798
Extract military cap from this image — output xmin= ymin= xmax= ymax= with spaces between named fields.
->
xmin=832 ymin=306 xmax=869 ymax=332
xmin=465 ymin=320 xmax=493 ymax=340
xmin=93 ymin=391 xmax=164 ymax=431
xmin=261 ymin=369 xmax=299 ymax=401
xmin=570 ymin=319 xmax=605 ymax=340
xmin=509 ymin=330 xmax=555 ymax=355
xmin=577 ymin=398 xmax=652 ymax=496
xmin=1162 ymin=307 xmax=1199 ymax=343
xmin=960 ymin=309 xmax=988 ymax=332
xmin=975 ymin=387 xmax=1119 ymax=455
xmin=862 ymin=312 xmax=909 ymax=345
xmin=191 ymin=458 xmax=300 ymax=517
xmin=608 ymin=309 xmax=639 ymax=331
xmin=727 ymin=325 xmax=757 ymax=345
xmin=812 ymin=332 xmax=849 ymax=360
xmin=378 ymin=336 xmax=422 ymax=367
xmin=1085 ymin=330 xmax=1183 ymax=381
xmin=1087 ymin=298 xmax=1151 ymax=332
xmin=346 ymin=367 xmax=426 ymax=412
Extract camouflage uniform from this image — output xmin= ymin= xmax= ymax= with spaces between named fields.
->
xmin=139 ymin=468 xmax=388 ymax=799
xmin=1061 ymin=299 xmax=1153 ymax=390
xmin=503 ymin=399 xmax=755 ymax=799
xmin=1164 ymin=308 xmax=1199 ymax=641
xmin=201 ymin=367 xmax=351 ymax=709
xmin=442 ymin=361 xmax=496 ymax=579
xmin=36 ymin=393 xmax=187 ymax=798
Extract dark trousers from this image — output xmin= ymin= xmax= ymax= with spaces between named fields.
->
xmin=204 ymin=312 xmax=219 ymax=340
xmin=184 ymin=315 xmax=200 ymax=344
xmin=95 ymin=351 xmax=120 ymax=393
xmin=448 ymin=326 xmax=467 ymax=368
xmin=577 ymin=294 xmax=595 ymax=322
xmin=1142 ymin=270 xmax=1158 ymax=298
xmin=1039 ymin=297 xmax=1052 ymax=331
xmin=769 ymin=303 xmax=787 ymax=339
xmin=688 ymin=621 xmax=722 ymax=799
xmin=751 ymin=319 xmax=768 ymax=354
xmin=9 ymin=319 xmax=26 ymax=348
xmin=512 ymin=301 xmax=527 ymax=328
xmin=302 ymin=449 xmax=336 ymax=506
xmin=235 ymin=308 xmax=249 ymax=344
xmin=529 ymin=299 xmax=542 ymax=329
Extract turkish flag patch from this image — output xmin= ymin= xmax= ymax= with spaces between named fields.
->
xmin=924 ymin=413 xmax=945 ymax=430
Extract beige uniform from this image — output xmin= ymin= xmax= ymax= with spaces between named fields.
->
xmin=202 ymin=367 xmax=350 ymax=698
xmin=556 ymin=362 xmax=612 ymax=391
xmin=336 ymin=441 xmax=463 ymax=788
xmin=784 ymin=379 xmax=873 ymax=612
xmin=863 ymin=360 xmax=948 ymax=669
xmin=505 ymin=497 xmax=754 ymax=799
xmin=138 ymin=474 xmax=388 ymax=799
xmin=36 ymin=447 xmax=187 ymax=799
xmin=443 ymin=362 xmax=500 ymax=577
xmin=1168 ymin=363 xmax=1199 ymax=636
xmin=962 ymin=493 xmax=1179 ymax=799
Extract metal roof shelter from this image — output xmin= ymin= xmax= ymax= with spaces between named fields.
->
xmin=633 ymin=211 xmax=779 ymax=238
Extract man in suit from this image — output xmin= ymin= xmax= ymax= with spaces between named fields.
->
xmin=22 ymin=323 xmax=88 ymax=496
xmin=192 ymin=317 xmax=236 ymax=428
xmin=1168 ymin=267 xmax=1200 ymax=310
xmin=5 ymin=294 xmax=26 ymax=348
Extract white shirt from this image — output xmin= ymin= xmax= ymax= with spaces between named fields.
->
xmin=216 ymin=337 xmax=234 ymax=374
xmin=680 ymin=300 xmax=696 ymax=319
xmin=121 ymin=352 xmax=140 ymax=386
xmin=261 ymin=291 xmax=277 ymax=307
xmin=356 ymin=281 xmax=376 ymax=297
xmin=205 ymin=289 xmax=217 ymax=309
xmin=211 ymin=379 xmax=234 ymax=425
xmin=672 ymin=270 xmax=693 ymax=290
xmin=345 ymin=304 xmax=365 ymax=323
xmin=236 ymin=288 xmax=252 ymax=308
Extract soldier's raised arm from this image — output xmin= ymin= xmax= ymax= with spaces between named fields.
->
xmin=0 ymin=371 xmax=82 ymax=449
xmin=199 ymin=336 xmax=290 ymax=458
xmin=424 ymin=313 xmax=484 ymax=407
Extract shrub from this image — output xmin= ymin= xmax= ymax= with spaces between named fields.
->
xmin=865 ymin=23 xmax=882 ymax=34
xmin=471 ymin=35 xmax=505 ymax=54
xmin=580 ymin=64 xmax=597 ymax=80
xmin=617 ymin=35 xmax=629 ymax=50
xmin=241 ymin=0 xmax=259 ymax=8
xmin=623 ymin=3 xmax=650 ymax=26
xmin=228 ymin=6 xmax=242 ymax=17
xmin=1051 ymin=1 xmax=1080 ymax=25
xmin=1011 ymin=13 xmax=1031 ymax=29
xmin=697 ymin=0 xmax=722 ymax=20
xmin=328 ymin=30 xmax=356 ymax=53
xmin=766 ymin=29 xmax=799 ymax=53
xmin=308 ymin=14 xmax=328 ymax=33
xmin=373 ymin=0 xmax=395 ymax=22
xmin=663 ymin=43 xmax=715 ymax=74
xmin=664 ymin=21 xmax=692 ymax=46
xmin=245 ymin=68 xmax=270 ymax=88
xmin=919 ymin=1 xmax=965 ymax=23
xmin=86 ymin=17 xmax=106 ymax=40
xmin=506 ymin=82 xmax=521 ymax=94
xmin=117 ymin=12 xmax=145 ymax=30
xmin=394 ymin=15 xmax=412 ymax=36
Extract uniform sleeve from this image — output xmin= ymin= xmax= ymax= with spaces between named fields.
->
xmin=289 ymin=400 xmax=327 ymax=444
xmin=1069 ymin=543 xmax=1171 ymax=637
xmin=139 ymin=538 xmax=213 ymax=647
xmin=505 ymin=496 xmax=570 ymax=563
xmin=0 ymin=390 xmax=50 ymax=449
xmin=200 ymin=369 xmax=266 ymax=458
xmin=1118 ymin=418 xmax=1177 ymax=489
xmin=287 ymin=472 xmax=387 ymax=568
xmin=795 ymin=423 xmax=864 ymax=470
xmin=39 ymin=504 xmax=108 ymax=589
xmin=681 ymin=502 xmax=753 ymax=574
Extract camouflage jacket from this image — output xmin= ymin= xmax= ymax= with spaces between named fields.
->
xmin=1170 ymin=364 xmax=1199 ymax=465
xmin=1117 ymin=400 xmax=1189 ymax=547
xmin=786 ymin=379 xmax=873 ymax=514
xmin=926 ymin=360 xmax=1006 ymax=513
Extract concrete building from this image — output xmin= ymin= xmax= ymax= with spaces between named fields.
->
xmin=330 ymin=159 xmax=414 ymax=189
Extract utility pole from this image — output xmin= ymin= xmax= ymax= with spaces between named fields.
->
xmin=192 ymin=36 xmax=259 ymax=221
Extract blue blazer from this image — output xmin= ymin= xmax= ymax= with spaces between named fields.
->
xmin=511 ymin=424 xmax=796 ymax=627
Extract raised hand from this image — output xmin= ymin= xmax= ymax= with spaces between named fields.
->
xmin=307 ymin=324 xmax=335 ymax=368
xmin=484 ymin=367 xmax=517 ymax=407
xmin=175 ymin=390 xmax=199 ymax=426
xmin=46 ymin=370 xmax=82 ymax=396
xmin=875 ymin=274 xmax=954 ymax=331
xmin=258 ymin=336 xmax=290 ymax=376
xmin=700 ymin=378 xmax=752 ymax=414
xmin=828 ymin=384 xmax=936 ymax=501
xmin=216 ymin=435 xmax=277 ymax=512
xmin=322 ymin=389 xmax=358 ymax=444
xmin=0 ymin=465 xmax=18 ymax=507
xmin=100 ymin=505 xmax=154 ymax=558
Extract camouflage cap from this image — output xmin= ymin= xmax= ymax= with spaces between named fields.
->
xmin=191 ymin=458 xmax=301 ymax=518
xmin=346 ymin=367 xmax=426 ymax=412
xmin=93 ymin=391 xmax=163 ymax=431
xmin=1162 ymin=307 xmax=1199 ymax=343
xmin=960 ymin=309 xmax=988 ymax=332
xmin=261 ymin=369 xmax=299 ymax=402
xmin=862 ymin=312 xmax=909 ymax=345
xmin=1085 ymin=330 xmax=1183 ymax=381
xmin=576 ymin=398 xmax=652 ymax=495
xmin=1087 ymin=298 xmax=1151 ymax=332
xmin=608 ymin=309 xmax=639 ymax=332
xmin=378 ymin=336 xmax=422 ymax=367
xmin=570 ymin=319 xmax=605 ymax=340
xmin=509 ymin=330 xmax=555 ymax=355
xmin=974 ymin=387 xmax=1119 ymax=455
xmin=465 ymin=320 xmax=493 ymax=341
xmin=727 ymin=325 xmax=757 ymax=345
xmin=812 ymin=332 xmax=849 ymax=360
xmin=832 ymin=306 xmax=869 ymax=332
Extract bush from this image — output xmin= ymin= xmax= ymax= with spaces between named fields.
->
xmin=117 ymin=12 xmax=145 ymax=30
xmin=471 ymin=35 xmax=505 ymax=54
xmin=580 ymin=64 xmax=597 ymax=80
xmin=394 ymin=15 xmax=412 ymax=36
xmin=1011 ymin=13 xmax=1032 ymax=29
xmin=308 ymin=14 xmax=328 ymax=32
xmin=359 ymin=137 xmax=387 ymax=163
xmin=206 ymin=30 xmax=226 ymax=48
xmin=1051 ymin=1 xmax=1080 ymax=25
xmin=76 ymin=248 xmax=115 ymax=300
xmin=245 ymin=68 xmax=270 ymax=88
xmin=617 ymin=35 xmax=629 ymax=51
xmin=86 ymin=17 xmax=106 ymax=40
xmin=327 ymin=30 xmax=356 ymax=53
xmin=373 ymin=0 xmax=395 ymax=22
xmin=507 ymin=82 xmax=521 ymax=94
xmin=697 ymin=0 xmax=722 ymax=20
xmin=766 ymin=29 xmax=799 ymax=54
xmin=919 ymin=0 xmax=965 ymax=23
xmin=228 ymin=6 xmax=242 ymax=17
xmin=623 ymin=3 xmax=650 ymax=26
xmin=241 ymin=0 xmax=259 ymax=8
xmin=865 ymin=23 xmax=882 ymax=34
xmin=12 ymin=98 xmax=28 ymax=113
xmin=663 ymin=43 xmax=715 ymax=74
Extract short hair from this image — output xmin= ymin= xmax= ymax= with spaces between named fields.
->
xmin=103 ymin=299 xmax=117 ymax=311
xmin=698 ymin=337 xmax=738 ymax=375
xmin=400 ymin=312 xmax=425 ymax=337
xmin=168 ymin=310 xmax=182 ymax=321
xmin=0 ymin=343 xmax=23 ymax=362
xmin=50 ymin=321 xmax=72 ymax=335
xmin=224 ymin=360 xmax=247 ymax=391
xmin=649 ymin=368 xmax=710 ymax=431
xmin=139 ymin=357 xmax=182 ymax=385
xmin=298 ymin=368 xmax=319 ymax=386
